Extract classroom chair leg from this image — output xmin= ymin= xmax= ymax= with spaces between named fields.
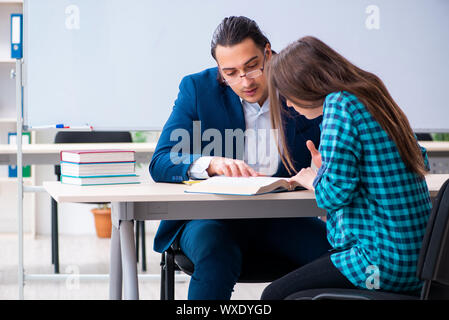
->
xmin=134 ymin=221 xmax=147 ymax=271
xmin=165 ymin=250 xmax=175 ymax=300
xmin=51 ymin=204 xmax=55 ymax=265
xmin=135 ymin=221 xmax=140 ymax=264
xmin=160 ymin=253 xmax=166 ymax=300
xmin=141 ymin=221 xmax=147 ymax=272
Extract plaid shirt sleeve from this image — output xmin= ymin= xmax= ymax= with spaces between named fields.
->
xmin=313 ymin=94 xmax=362 ymax=212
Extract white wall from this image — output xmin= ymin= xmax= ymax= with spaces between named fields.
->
xmin=24 ymin=0 xmax=449 ymax=132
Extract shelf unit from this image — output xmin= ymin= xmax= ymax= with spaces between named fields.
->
xmin=0 ymin=117 xmax=16 ymax=123
xmin=0 ymin=177 xmax=34 ymax=233
xmin=0 ymin=0 xmax=35 ymax=235
xmin=0 ymin=0 xmax=22 ymax=128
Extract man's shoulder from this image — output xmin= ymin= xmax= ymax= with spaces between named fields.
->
xmin=179 ymin=67 xmax=229 ymax=102
xmin=183 ymin=67 xmax=220 ymax=87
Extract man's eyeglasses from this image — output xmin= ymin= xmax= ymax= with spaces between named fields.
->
xmin=221 ymin=50 xmax=267 ymax=86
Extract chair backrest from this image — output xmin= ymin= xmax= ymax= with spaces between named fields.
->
xmin=415 ymin=133 xmax=433 ymax=141
xmin=54 ymin=131 xmax=132 ymax=178
xmin=54 ymin=131 xmax=132 ymax=144
xmin=417 ymin=178 xmax=449 ymax=299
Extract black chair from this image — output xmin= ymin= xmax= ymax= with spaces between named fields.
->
xmin=415 ymin=133 xmax=433 ymax=141
xmin=286 ymin=178 xmax=449 ymax=300
xmin=160 ymin=235 xmax=301 ymax=300
xmin=52 ymin=131 xmax=146 ymax=273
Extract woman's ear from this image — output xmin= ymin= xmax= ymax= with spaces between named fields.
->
xmin=265 ymin=43 xmax=273 ymax=60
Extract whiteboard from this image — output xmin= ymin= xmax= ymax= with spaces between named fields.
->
xmin=23 ymin=0 xmax=449 ymax=131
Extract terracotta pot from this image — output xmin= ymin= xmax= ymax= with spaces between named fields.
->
xmin=91 ymin=208 xmax=112 ymax=238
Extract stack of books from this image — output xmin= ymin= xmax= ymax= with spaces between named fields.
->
xmin=59 ymin=149 xmax=140 ymax=186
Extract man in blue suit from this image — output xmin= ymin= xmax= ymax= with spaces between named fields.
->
xmin=150 ymin=16 xmax=330 ymax=299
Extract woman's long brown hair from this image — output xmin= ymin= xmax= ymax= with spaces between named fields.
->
xmin=268 ymin=36 xmax=427 ymax=178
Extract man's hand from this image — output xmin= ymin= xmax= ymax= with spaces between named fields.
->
xmin=306 ymin=140 xmax=322 ymax=169
xmin=207 ymin=157 xmax=261 ymax=177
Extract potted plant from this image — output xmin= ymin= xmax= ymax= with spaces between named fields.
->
xmin=91 ymin=204 xmax=112 ymax=238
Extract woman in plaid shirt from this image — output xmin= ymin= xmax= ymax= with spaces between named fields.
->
xmin=261 ymin=36 xmax=432 ymax=299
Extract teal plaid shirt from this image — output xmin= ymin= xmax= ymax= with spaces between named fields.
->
xmin=313 ymin=91 xmax=432 ymax=292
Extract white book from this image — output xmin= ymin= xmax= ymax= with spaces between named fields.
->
xmin=60 ymin=161 xmax=135 ymax=176
xmin=184 ymin=176 xmax=305 ymax=196
xmin=60 ymin=149 xmax=135 ymax=163
xmin=61 ymin=174 xmax=140 ymax=186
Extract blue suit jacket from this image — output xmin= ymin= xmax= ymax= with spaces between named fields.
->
xmin=149 ymin=67 xmax=322 ymax=253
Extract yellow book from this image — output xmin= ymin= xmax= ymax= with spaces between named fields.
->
xmin=182 ymin=180 xmax=202 ymax=185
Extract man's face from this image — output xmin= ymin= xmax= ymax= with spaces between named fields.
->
xmin=215 ymin=38 xmax=271 ymax=105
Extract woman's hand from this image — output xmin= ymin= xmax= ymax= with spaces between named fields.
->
xmin=306 ymin=140 xmax=322 ymax=169
xmin=288 ymin=167 xmax=317 ymax=191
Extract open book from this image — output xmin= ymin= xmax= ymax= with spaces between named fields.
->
xmin=184 ymin=176 xmax=305 ymax=196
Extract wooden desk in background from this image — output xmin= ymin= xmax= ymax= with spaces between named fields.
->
xmin=420 ymin=142 xmax=449 ymax=174
xmin=0 ymin=142 xmax=156 ymax=165
xmin=0 ymin=140 xmax=446 ymax=165
xmin=420 ymin=141 xmax=449 ymax=155
xmin=0 ymin=140 xmax=446 ymax=164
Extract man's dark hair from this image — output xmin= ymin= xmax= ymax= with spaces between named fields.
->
xmin=211 ymin=16 xmax=270 ymax=60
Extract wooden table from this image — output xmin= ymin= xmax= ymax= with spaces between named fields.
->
xmin=43 ymin=173 xmax=449 ymax=300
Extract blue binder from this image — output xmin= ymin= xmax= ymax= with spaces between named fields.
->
xmin=10 ymin=14 xmax=23 ymax=59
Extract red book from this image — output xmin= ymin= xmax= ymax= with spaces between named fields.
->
xmin=60 ymin=149 xmax=135 ymax=163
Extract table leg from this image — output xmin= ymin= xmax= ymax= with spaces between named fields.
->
xmin=120 ymin=220 xmax=139 ymax=300
xmin=109 ymin=223 xmax=122 ymax=300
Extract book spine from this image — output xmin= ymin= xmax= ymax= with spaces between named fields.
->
xmin=60 ymin=161 xmax=136 ymax=165
xmin=61 ymin=174 xmax=138 ymax=178
xmin=76 ymin=150 xmax=136 ymax=154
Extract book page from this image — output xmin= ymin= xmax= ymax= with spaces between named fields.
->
xmin=195 ymin=176 xmax=287 ymax=187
